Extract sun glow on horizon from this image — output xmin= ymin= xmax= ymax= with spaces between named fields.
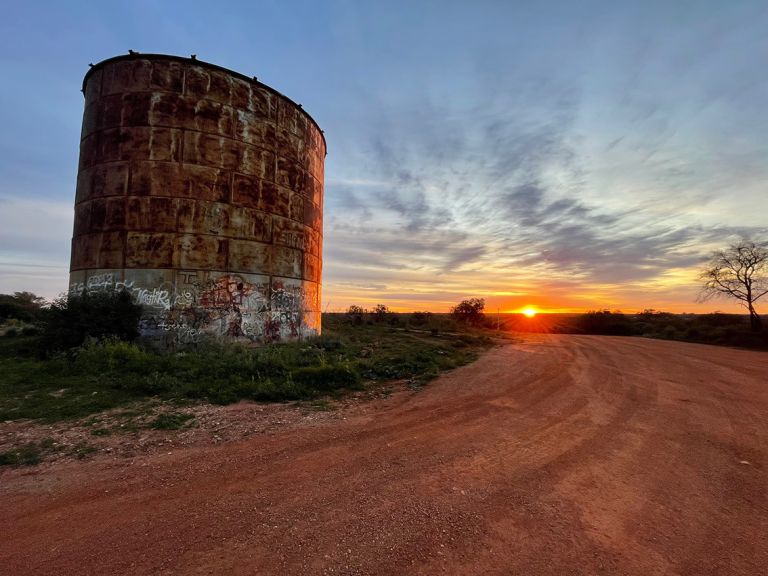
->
xmin=521 ymin=307 xmax=538 ymax=318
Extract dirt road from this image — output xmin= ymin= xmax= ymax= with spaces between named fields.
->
xmin=3 ymin=335 xmax=768 ymax=575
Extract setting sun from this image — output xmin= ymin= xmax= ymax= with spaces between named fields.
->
xmin=522 ymin=307 xmax=538 ymax=318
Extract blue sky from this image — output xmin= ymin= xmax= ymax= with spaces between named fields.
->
xmin=1 ymin=1 xmax=766 ymax=312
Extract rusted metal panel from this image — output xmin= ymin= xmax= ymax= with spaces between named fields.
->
xmin=303 ymin=201 xmax=322 ymax=232
xmin=288 ymin=191 xmax=304 ymax=223
xmin=83 ymin=68 xmax=102 ymax=106
xmin=71 ymin=234 xmax=99 ymax=269
xmin=125 ymin=232 xmax=175 ymax=268
xmin=308 ymin=174 xmax=323 ymax=206
xmin=304 ymin=253 xmax=321 ymax=284
xmin=75 ymin=163 xmax=129 ymax=203
xmin=228 ymin=240 xmax=271 ymax=273
xmin=176 ymin=200 xmax=229 ymax=236
xmin=70 ymin=53 xmax=325 ymax=344
xmin=101 ymin=59 xmax=153 ymax=95
xmin=235 ymin=109 xmax=276 ymax=147
xmin=262 ymin=184 xmax=292 ymax=218
xmin=71 ymin=232 xmax=127 ymax=270
xmin=176 ymin=234 xmax=228 ymax=270
xmin=125 ymin=197 xmax=178 ymax=231
xmin=305 ymin=228 xmax=322 ymax=258
xmin=148 ymin=60 xmax=184 ymax=92
xmin=231 ymin=173 xmax=262 ymax=209
xmin=184 ymin=66 xmax=235 ymax=105
xmin=128 ymin=162 xmax=231 ymax=202
xmin=276 ymin=157 xmax=307 ymax=195
xmin=272 ymin=216 xmax=307 ymax=250
xmin=272 ymin=246 xmax=304 ymax=279
xmin=99 ymin=232 xmax=126 ymax=269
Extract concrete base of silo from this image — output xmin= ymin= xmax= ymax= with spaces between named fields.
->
xmin=69 ymin=268 xmax=320 ymax=345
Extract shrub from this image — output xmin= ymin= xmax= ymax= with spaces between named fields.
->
xmin=0 ymin=292 xmax=46 ymax=323
xmin=451 ymin=298 xmax=486 ymax=325
xmin=410 ymin=311 xmax=433 ymax=325
xmin=574 ymin=310 xmax=635 ymax=336
xmin=659 ymin=325 xmax=681 ymax=340
xmin=346 ymin=305 xmax=366 ymax=325
xmin=0 ymin=442 xmax=42 ymax=466
xmin=372 ymin=304 xmax=392 ymax=322
xmin=697 ymin=313 xmax=745 ymax=328
xmin=42 ymin=290 xmax=142 ymax=351
xmin=727 ymin=331 xmax=768 ymax=349
xmin=74 ymin=340 xmax=156 ymax=374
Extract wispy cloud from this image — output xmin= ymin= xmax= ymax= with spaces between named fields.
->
xmin=323 ymin=47 xmax=768 ymax=311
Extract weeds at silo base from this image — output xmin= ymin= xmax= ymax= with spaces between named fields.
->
xmin=0 ymin=315 xmax=493 ymax=426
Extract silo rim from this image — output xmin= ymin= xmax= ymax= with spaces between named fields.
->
xmin=82 ymin=52 xmax=327 ymax=153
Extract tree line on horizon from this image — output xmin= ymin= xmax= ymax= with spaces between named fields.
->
xmin=1 ymin=238 xmax=766 ymax=350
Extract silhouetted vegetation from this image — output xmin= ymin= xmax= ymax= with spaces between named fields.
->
xmin=451 ymin=298 xmax=486 ymax=325
xmin=345 ymin=305 xmax=366 ymax=325
xmin=410 ymin=311 xmax=433 ymax=325
xmin=41 ymin=291 xmax=143 ymax=352
xmin=572 ymin=310 xmax=636 ymax=336
xmin=698 ymin=238 xmax=768 ymax=331
xmin=632 ymin=311 xmax=767 ymax=348
xmin=503 ymin=309 xmax=767 ymax=349
xmin=0 ymin=292 xmax=46 ymax=323
xmin=372 ymin=303 xmax=393 ymax=322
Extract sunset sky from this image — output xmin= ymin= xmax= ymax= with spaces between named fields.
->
xmin=1 ymin=1 xmax=766 ymax=313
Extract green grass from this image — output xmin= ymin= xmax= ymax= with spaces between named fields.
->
xmin=0 ymin=314 xmax=493 ymax=424
xmin=149 ymin=412 xmax=195 ymax=430
xmin=304 ymin=398 xmax=335 ymax=412
xmin=70 ymin=441 xmax=98 ymax=459
xmin=0 ymin=438 xmax=56 ymax=466
xmin=0 ymin=442 xmax=43 ymax=466
xmin=0 ymin=353 xmax=140 ymax=421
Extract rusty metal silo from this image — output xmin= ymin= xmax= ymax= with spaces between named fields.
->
xmin=69 ymin=53 xmax=325 ymax=343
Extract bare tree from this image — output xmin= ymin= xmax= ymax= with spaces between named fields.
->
xmin=698 ymin=239 xmax=768 ymax=331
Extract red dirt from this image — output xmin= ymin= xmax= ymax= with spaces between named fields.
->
xmin=2 ymin=334 xmax=768 ymax=575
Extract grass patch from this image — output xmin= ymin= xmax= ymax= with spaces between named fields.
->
xmin=149 ymin=412 xmax=195 ymax=430
xmin=0 ymin=314 xmax=493 ymax=423
xmin=70 ymin=441 xmax=97 ymax=459
xmin=0 ymin=443 xmax=42 ymax=466
xmin=0 ymin=438 xmax=56 ymax=467
xmin=304 ymin=398 xmax=335 ymax=412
